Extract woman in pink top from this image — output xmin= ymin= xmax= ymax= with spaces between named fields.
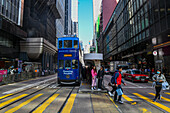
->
xmin=91 ymin=66 xmax=97 ymax=90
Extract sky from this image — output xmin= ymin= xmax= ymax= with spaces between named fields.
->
xmin=78 ymin=0 xmax=93 ymax=47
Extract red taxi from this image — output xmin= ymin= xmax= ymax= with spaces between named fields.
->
xmin=123 ymin=69 xmax=149 ymax=83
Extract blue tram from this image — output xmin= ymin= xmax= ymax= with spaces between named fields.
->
xmin=57 ymin=37 xmax=81 ymax=84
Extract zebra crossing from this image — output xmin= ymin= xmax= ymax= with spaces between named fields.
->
xmin=122 ymin=92 xmax=170 ymax=112
xmin=0 ymin=91 xmax=169 ymax=113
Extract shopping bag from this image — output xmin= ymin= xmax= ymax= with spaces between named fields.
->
xmin=162 ymin=81 xmax=169 ymax=90
xmin=116 ymin=88 xmax=123 ymax=96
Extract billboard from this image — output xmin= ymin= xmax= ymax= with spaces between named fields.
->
xmin=102 ymin=0 xmax=119 ymax=31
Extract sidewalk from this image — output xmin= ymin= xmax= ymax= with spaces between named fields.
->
xmin=79 ymin=80 xmax=107 ymax=93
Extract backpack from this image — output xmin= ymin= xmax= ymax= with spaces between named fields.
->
xmin=111 ymin=72 xmax=118 ymax=84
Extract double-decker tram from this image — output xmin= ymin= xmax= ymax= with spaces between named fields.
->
xmin=57 ymin=37 xmax=81 ymax=84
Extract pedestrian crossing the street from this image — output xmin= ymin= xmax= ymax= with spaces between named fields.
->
xmin=149 ymin=93 xmax=170 ymax=102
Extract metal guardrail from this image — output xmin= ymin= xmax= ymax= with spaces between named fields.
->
xmin=0 ymin=71 xmax=42 ymax=85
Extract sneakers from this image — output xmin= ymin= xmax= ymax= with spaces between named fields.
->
xmin=108 ymin=92 xmax=114 ymax=97
xmin=153 ymin=98 xmax=157 ymax=102
xmin=91 ymin=87 xmax=94 ymax=90
xmin=93 ymin=87 xmax=96 ymax=90
xmin=98 ymin=88 xmax=101 ymax=91
xmin=158 ymin=95 xmax=162 ymax=100
xmin=118 ymin=100 xmax=124 ymax=104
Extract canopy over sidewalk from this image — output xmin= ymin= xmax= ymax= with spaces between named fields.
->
xmin=84 ymin=53 xmax=103 ymax=60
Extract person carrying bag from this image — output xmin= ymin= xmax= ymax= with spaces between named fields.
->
xmin=152 ymin=69 xmax=166 ymax=102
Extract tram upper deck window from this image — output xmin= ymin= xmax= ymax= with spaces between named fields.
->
xmin=64 ymin=40 xmax=72 ymax=48
xmin=59 ymin=60 xmax=64 ymax=69
xmin=65 ymin=60 xmax=71 ymax=69
xmin=59 ymin=40 xmax=62 ymax=48
xmin=74 ymin=40 xmax=78 ymax=48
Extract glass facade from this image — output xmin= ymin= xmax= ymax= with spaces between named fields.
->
xmin=101 ymin=0 xmax=170 ymax=60
xmin=0 ymin=0 xmax=24 ymax=26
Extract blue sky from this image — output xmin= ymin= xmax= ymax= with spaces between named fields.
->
xmin=78 ymin=0 xmax=93 ymax=46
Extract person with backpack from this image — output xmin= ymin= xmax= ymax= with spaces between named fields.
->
xmin=152 ymin=69 xmax=166 ymax=102
xmin=109 ymin=66 xmax=126 ymax=104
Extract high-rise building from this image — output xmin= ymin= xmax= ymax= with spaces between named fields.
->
xmin=56 ymin=0 xmax=65 ymax=38
xmin=0 ymin=0 xmax=27 ymax=65
xmin=93 ymin=0 xmax=102 ymax=52
xmin=93 ymin=0 xmax=102 ymax=29
xmin=64 ymin=0 xmax=72 ymax=35
xmin=20 ymin=0 xmax=61 ymax=75
xmin=71 ymin=0 xmax=78 ymax=36
xmin=99 ymin=0 xmax=170 ymax=77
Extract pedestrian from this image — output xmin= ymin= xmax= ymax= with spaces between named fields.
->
xmin=97 ymin=66 xmax=105 ymax=90
xmin=91 ymin=66 xmax=97 ymax=90
xmin=113 ymin=66 xmax=126 ymax=104
xmin=108 ymin=72 xmax=117 ymax=97
xmin=152 ymin=69 xmax=166 ymax=102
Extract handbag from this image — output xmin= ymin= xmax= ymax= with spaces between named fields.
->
xmin=162 ymin=81 xmax=169 ymax=90
xmin=116 ymin=88 xmax=123 ymax=96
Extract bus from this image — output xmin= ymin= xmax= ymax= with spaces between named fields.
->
xmin=57 ymin=37 xmax=81 ymax=84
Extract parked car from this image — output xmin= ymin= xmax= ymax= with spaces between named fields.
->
xmin=105 ymin=68 xmax=110 ymax=75
xmin=123 ymin=69 xmax=149 ymax=82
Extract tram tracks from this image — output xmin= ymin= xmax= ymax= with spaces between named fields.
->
xmin=0 ymin=81 xmax=80 ymax=113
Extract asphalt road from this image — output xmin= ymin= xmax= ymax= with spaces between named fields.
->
xmin=0 ymin=74 xmax=169 ymax=113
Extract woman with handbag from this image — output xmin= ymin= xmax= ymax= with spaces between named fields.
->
xmin=152 ymin=69 xmax=166 ymax=102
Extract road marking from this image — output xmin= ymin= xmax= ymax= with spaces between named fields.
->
xmin=164 ymin=92 xmax=170 ymax=95
xmin=32 ymin=94 xmax=59 ymax=113
xmin=124 ymin=80 xmax=142 ymax=87
xmin=149 ymin=93 xmax=170 ymax=102
xmin=131 ymin=102 xmax=136 ymax=105
xmin=61 ymin=94 xmax=77 ymax=113
xmin=5 ymin=94 xmax=43 ymax=113
xmin=2 ymin=77 xmax=56 ymax=94
xmin=0 ymin=94 xmax=28 ymax=108
xmin=133 ymin=93 xmax=170 ymax=112
xmin=139 ymin=108 xmax=151 ymax=113
xmin=0 ymin=94 xmax=13 ymax=100
xmin=122 ymin=94 xmax=133 ymax=101
xmin=106 ymin=94 xmax=122 ymax=113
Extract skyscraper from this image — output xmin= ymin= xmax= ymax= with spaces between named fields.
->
xmin=64 ymin=0 xmax=72 ymax=35
xmin=71 ymin=0 xmax=78 ymax=36
xmin=56 ymin=0 xmax=65 ymax=38
xmin=0 ymin=0 xmax=27 ymax=61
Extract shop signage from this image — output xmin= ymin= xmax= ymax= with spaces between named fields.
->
xmin=0 ymin=70 xmax=7 ymax=75
xmin=153 ymin=51 xmax=157 ymax=56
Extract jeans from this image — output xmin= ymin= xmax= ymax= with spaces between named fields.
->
xmin=155 ymin=86 xmax=162 ymax=99
xmin=114 ymin=85 xmax=123 ymax=101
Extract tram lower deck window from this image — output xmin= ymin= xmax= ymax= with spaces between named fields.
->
xmin=65 ymin=60 xmax=71 ymax=69
xmin=72 ymin=60 xmax=78 ymax=69
xmin=59 ymin=60 xmax=64 ymax=69
xmin=59 ymin=41 xmax=62 ymax=48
